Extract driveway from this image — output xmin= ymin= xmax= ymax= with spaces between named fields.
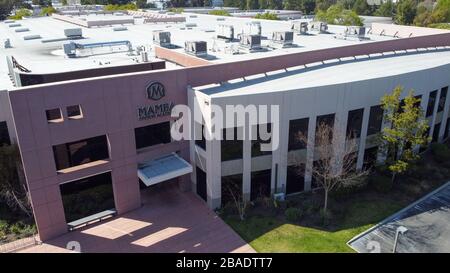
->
xmin=348 ymin=181 xmax=450 ymax=253
xmin=20 ymin=183 xmax=255 ymax=253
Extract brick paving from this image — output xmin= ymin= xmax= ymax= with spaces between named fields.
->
xmin=19 ymin=184 xmax=255 ymax=253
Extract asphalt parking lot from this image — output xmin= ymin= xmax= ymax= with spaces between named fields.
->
xmin=348 ymin=181 xmax=450 ymax=253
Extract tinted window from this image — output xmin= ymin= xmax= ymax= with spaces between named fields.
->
xmin=286 ymin=164 xmax=305 ymax=194
xmin=367 ymin=105 xmax=383 ymax=135
xmin=221 ymin=174 xmax=243 ymax=207
xmin=196 ymin=167 xmax=207 ymax=201
xmin=363 ymin=147 xmax=378 ymax=170
xmin=46 ymin=108 xmax=62 ymax=121
xmin=195 ymin=122 xmax=206 ymax=150
xmin=53 ymin=135 xmax=109 ymax=170
xmin=67 ymin=105 xmax=82 ymax=118
xmin=432 ymin=123 xmax=441 ymax=143
xmin=316 ymin=114 xmax=335 ymax=145
xmin=346 ymin=108 xmax=364 ymax=139
xmin=438 ymin=87 xmax=448 ymax=113
xmin=426 ymin=90 xmax=437 ymax=117
xmin=221 ymin=127 xmax=243 ymax=161
xmin=444 ymin=118 xmax=450 ymax=139
xmin=288 ymin=118 xmax=308 ymax=150
xmin=60 ymin=172 xmax=115 ymax=223
xmin=250 ymin=169 xmax=271 ymax=201
xmin=251 ymin=123 xmax=272 ymax=157
xmin=0 ymin=121 xmax=11 ymax=146
xmin=135 ymin=121 xmax=171 ymax=149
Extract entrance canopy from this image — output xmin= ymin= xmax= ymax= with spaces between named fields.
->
xmin=137 ymin=153 xmax=193 ymax=187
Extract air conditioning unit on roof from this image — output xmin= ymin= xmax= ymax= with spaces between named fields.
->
xmin=185 ymin=40 xmax=207 ymax=57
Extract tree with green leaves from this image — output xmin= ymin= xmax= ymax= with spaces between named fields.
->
xmin=316 ymin=3 xmax=364 ymax=26
xmin=246 ymin=0 xmax=259 ymax=9
xmin=374 ymin=0 xmax=394 ymax=17
xmin=379 ymin=86 xmax=429 ymax=183
xmin=0 ymin=145 xmax=31 ymax=217
xmin=1 ymin=0 xmax=14 ymax=20
xmin=255 ymin=11 xmax=279 ymax=19
xmin=352 ymin=0 xmax=369 ymax=15
xmin=395 ymin=0 xmax=417 ymax=25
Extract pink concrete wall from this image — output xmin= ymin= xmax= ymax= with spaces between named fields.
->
xmin=9 ymin=70 xmax=190 ymax=241
xmin=8 ymin=31 xmax=450 ymax=242
xmin=155 ymin=46 xmax=212 ymax=67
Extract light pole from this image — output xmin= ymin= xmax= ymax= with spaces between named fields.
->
xmin=393 ymin=226 xmax=408 ymax=253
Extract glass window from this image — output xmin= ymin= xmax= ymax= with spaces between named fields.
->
xmin=363 ymin=147 xmax=378 ymax=170
xmin=60 ymin=172 xmax=115 ymax=223
xmin=438 ymin=87 xmax=448 ymax=113
xmin=251 ymin=123 xmax=272 ymax=157
xmin=426 ymin=90 xmax=437 ymax=117
xmin=286 ymin=164 xmax=305 ymax=194
xmin=288 ymin=118 xmax=308 ymax=151
xmin=367 ymin=105 xmax=383 ymax=135
xmin=67 ymin=105 xmax=82 ymax=118
xmin=135 ymin=121 xmax=171 ymax=150
xmin=196 ymin=167 xmax=207 ymax=201
xmin=432 ymin=123 xmax=441 ymax=143
xmin=316 ymin=114 xmax=335 ymax=145
xmin=221 ymin=127 xmax=243 ymax=161
xmin=46 ymin=108 xmax=62 ymax=122
xmin=444 ymin=118 xmax=450 ymax=139
xmin=195 ymin=122 xmax=206 ymax=150
xmin=250 ymin=169 xmax=271 ymax=201
xmin=0 ymin=121 xmax=11 ymax=146
xmin=221 ymin=174 xmax=243 ymax=207
xmin=53 ymin=135 xmax=109 ymax=170
xmin=346 ymin=108 xmax=364 ymax=139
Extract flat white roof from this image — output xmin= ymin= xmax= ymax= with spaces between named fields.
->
xmin=196 ymin=49 xmax=450 ymax=98
xmin=0 ymin=12 xmax=396 ymax=89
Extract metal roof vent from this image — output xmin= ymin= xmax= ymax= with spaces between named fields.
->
xmin=153 ymin=31 xmax=171 ymax=47
xmin=216 ymin=24 xmax=234 ymax=41
xmin=113 ymin=26 xmax=128 ymax=31
xmin=64 ymin=28 xmax=82 ymax=38
xmin=23 ymin=35 xmax=41 ymax=40
xmin=291 ymin=22 xmax=308 ymax=35
xmin=9 ymin=23 xmax=21 ymax=28
xmin=184 ymin=41 xmax=207 ymax=57
xmin=4 ymin=20 xmax=15 ymax=24
xmin=270 ymin=31 xmax=294 ymax=48
xmin=15 ymin=28 xmax=29 ymax=32
xmin=310 ymin=21 xmax=328 ymax=33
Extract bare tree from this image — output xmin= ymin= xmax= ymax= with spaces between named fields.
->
xmin=0 ymin=144 xmax=32 ymax=217
xmin=225 ymin=182 xmax=248 ymax=221
xmin=295 ymin=122 xmax=368 ymax=217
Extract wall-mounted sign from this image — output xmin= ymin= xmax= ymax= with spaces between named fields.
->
xmin=138 ymin=82 xmax=174 ymax=120
xmin=146 ymin=82 xmax=165 ymax=100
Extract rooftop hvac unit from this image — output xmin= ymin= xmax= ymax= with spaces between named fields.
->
xmin=153 ymin=31 xmax=171 ymax=47
xmin=244 ymin=22 xmax=261 ymax=35
xmin=64 ymin=28 xmax=82 ymax=38
xmin=239 ymin=34 xmax=261 ymax=51
xmin=310 ymin=21 xmax=328 ymax=33
xmin=345 ymin=26 xmax=366 ymax=39
xmin=63 ymin=40 xmax=132 ymax=58
xmin=291 ymin=22 xmax=308 ymax=35
xmin=271 ymin=31 xmax=294 ymax=47
xmin=185 ymin=41 xmax=207 ymax=57
xmin=216 ymin=24 xmax=234 ymax=40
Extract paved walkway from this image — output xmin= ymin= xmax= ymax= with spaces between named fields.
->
xmin=348 ymin=181 xmax=450 ymax=253
xmin=20 ymin=184 xmax=255 ymax=253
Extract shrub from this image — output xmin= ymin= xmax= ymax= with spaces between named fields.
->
xmin=371 ymin=175 xmax=393 ymax=193
xmin=208 ymin=10 xmax=230 ymax=16
xmin=285 ymin=207 xmax=302 ymax=222
xmin=430 ymin=143 xmax=450 ymax=163
xmin=332 ymin=175 xmax=369 ymax=199
xmin=8 ymin=9 xmax=32 ymax=20
xmin=40 ymin=7 xmax=56 ymax=16
xmin=0 ymin=220 xmax=8 ymax=233
xmin=254 ymin=12 xmax=279 ymax=20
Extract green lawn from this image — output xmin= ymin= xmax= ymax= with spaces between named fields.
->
xmin=224 ymin=199 xmax=405 ymax=253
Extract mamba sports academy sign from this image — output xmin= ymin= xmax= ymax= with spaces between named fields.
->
xmin=138 ymin=82 xmax=174 ymax=120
